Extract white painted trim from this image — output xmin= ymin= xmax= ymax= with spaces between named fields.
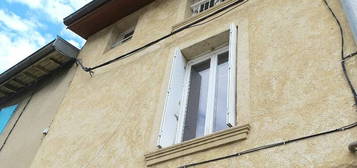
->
xmin=204 ymin=54 xmax=217 ymax=135
xmin=176 ymin=46 xmax=229 ymax=142
xmin=157 ymin=48 xmax=186 ymax=148
xmin=175 ymin=62 xmax=191 ymax=144
xmin=227 ymin=23 xmax=237 ymax=127
xmin=157 ymin=50 xmax=177 ymax=147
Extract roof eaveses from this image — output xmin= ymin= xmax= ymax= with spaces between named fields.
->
xmin=63 ymin=0 xmax=155 ymax=39
xmin=0 ymin=36 xmax=79 ymax=101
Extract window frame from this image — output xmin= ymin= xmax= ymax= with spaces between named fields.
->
xmin=157 ymin=23 xmax=237 ymax=148
xmin=111 ymin=27 xmax=135 ymax=48
xmin=175 ymin=46 xmax=230 ymax=143
xmin=191 ymin=0 xmax=226 ymax=16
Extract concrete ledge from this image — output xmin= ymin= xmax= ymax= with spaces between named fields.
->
xmin=145 ymin=124 xmax=250 ymax=166
xmin=172 ymin=0 xmax=244 ymax=32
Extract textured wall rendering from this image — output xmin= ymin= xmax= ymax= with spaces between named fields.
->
xmin=31 ymin=0 xmax=357 ymax=167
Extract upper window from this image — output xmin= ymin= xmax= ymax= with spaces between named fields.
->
xmin=112 ymin=27 xmax=135 ymax=48
xmin=106 ymin=10 xmax=141 ymax=51
xmin=157 ymin=24 xmax=237 ymax=148
xmin=191 ymin=0 xmax=226 ymax=15
xmin=0 ymin=105 xmax=18 ymax=134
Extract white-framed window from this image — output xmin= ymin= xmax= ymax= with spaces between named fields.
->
xmin=191 ymin=0 xmax=226 ymax=15
xmin=178 ymin=46 xmax=231 ymax=142
xmin=111 ymin=27 xmax=135 ymax=48
xmin=157 ymin=24 xmax=237 ymax=148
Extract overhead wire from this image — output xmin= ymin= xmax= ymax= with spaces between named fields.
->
xmin=178 ymin=122 xmax=357 ymax=168
xmin=177 ymin=0 xmax=357 ymax=167
xmin=189 ymin=0 xmax=249 ymax=28
xmin=76 ymin=0 xmax=248 ymax=75
xmin=343 ymin=51 xmax=357 ymax=62
xmin=78 ymin=0 xmax=357 ymax=167
xmin=79 ymin=1 xmax=250 ymax=167
xmin=323 ymin=0 xmax=357 ymax=108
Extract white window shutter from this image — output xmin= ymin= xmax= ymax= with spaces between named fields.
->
xmin=227 ymin=23 xmax=237 ymax=127
xmin=157 ymin=48 xmax=186 ymax=148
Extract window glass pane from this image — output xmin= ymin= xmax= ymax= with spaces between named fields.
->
xmin=214 ymin=51 xmax=229 ymax=132
xmin=0 ymin=105 xmax=18 ymax=134
xmin=204 ymin=2 xmax=209 ymax=10
xmin=183 ymin=59 xmax=210 ymax=141
xmin=209 ymin=0 xmax=215 ymax=7
xmin=199 ymin=4 xmax=204 ymax=12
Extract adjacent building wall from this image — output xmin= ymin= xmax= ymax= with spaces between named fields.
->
xmin=31 ymin=0 xmax=357 ymax=167
xmin=0 ymin=65 xmax=76 ymax=168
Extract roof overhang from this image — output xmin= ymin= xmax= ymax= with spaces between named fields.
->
xmin=63 ymin=0 xmax=155 ymax=39
xmin=0 ymin=36 xmax=79 ymax=101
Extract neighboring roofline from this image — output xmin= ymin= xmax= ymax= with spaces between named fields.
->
xmin=63 ymin=0 xmax=110 ymax=26
xmin=0 ymin=36 xmax=79 ymax=85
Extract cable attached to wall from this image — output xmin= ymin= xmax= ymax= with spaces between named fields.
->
xmin=323 ymin=0 xmax=357 ymax=108
xmin=76 ymin=0 xmax=357 ymax=167
xmin=176 ymin=0 xmax=357 ymax=167
xmin=76 ymin=0 xmax=248 ymax=75
xmin=178 ymin=122 xmax=357 ymax=168
xmin=342 ymin=51 xmax=357 ymax=62
xmin=0 ymin=92 xmax=34 ymax=152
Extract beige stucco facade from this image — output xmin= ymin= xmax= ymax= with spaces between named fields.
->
xmin=0 ymin=65 xmax=76 ymax=168
xmin=30 ymin=0 xmax=357 ymax=167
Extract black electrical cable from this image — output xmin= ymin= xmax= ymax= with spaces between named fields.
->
xmin=76 ymin=59 xmax=94 ymax=77
xmin=343 ymin=51 xmax=357 ymax=62
xmin=323 ymin=0 xmax=357 ymax=107
xmin=0 ymin=92 xmax=33 ymax=152
xmin=177 ymin=1 xmax=357 ymax=167
xmin=189 ymin=0 xmax=249 ymax=28
xmin=178 ymin=122 xmax=357 ymax=168
xmin=77 ymin=0 xmax=248 ymax=74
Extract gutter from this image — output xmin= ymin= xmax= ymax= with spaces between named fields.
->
xmin=63 ymin=0 xmax=110 ymax=26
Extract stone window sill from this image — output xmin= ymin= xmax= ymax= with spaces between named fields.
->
xmin=172 ymin=0 xmax=244 ymax=32
xmin=144 ymin=124 xmax=250 ymax=166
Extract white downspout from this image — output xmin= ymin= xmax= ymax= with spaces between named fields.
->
xmin=341 ymin=0 xmax=357 ymax=44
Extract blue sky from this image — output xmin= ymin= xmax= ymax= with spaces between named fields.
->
xmin=0 ymin=0 xmax=92 ymax=73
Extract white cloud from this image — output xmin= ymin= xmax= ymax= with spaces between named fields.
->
xmin=7 ymin=0 xmax=92 ymax=23
xmin=68 ymin=0 xmax=92 ymax=10
xmin=0 ymin=10 xmax=50 ymax=73
xmin=7 ymin=0 xmax=42 ymax=8
xmin=60 ymin=26 xmax=85 ymax=46
xmin=0 ymin=10 xmax=37 ymax=32
xmin=0 ymin=32 xmax=49 ymax=73
xmin=0 ymin=0 xmax=89 ymax=73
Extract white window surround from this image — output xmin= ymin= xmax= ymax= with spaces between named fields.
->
xmin=176 ymin=46 xmax=230 ymax=143
xmin=157 ymin=23 xmax=237 ymax=148
xmin=145 ymin=124 xmax=249 ymax=166
xmin=173 ymin=0 xmax=245 ymax=32
xmin=191 ymin=0 xmax=226 ymax=15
